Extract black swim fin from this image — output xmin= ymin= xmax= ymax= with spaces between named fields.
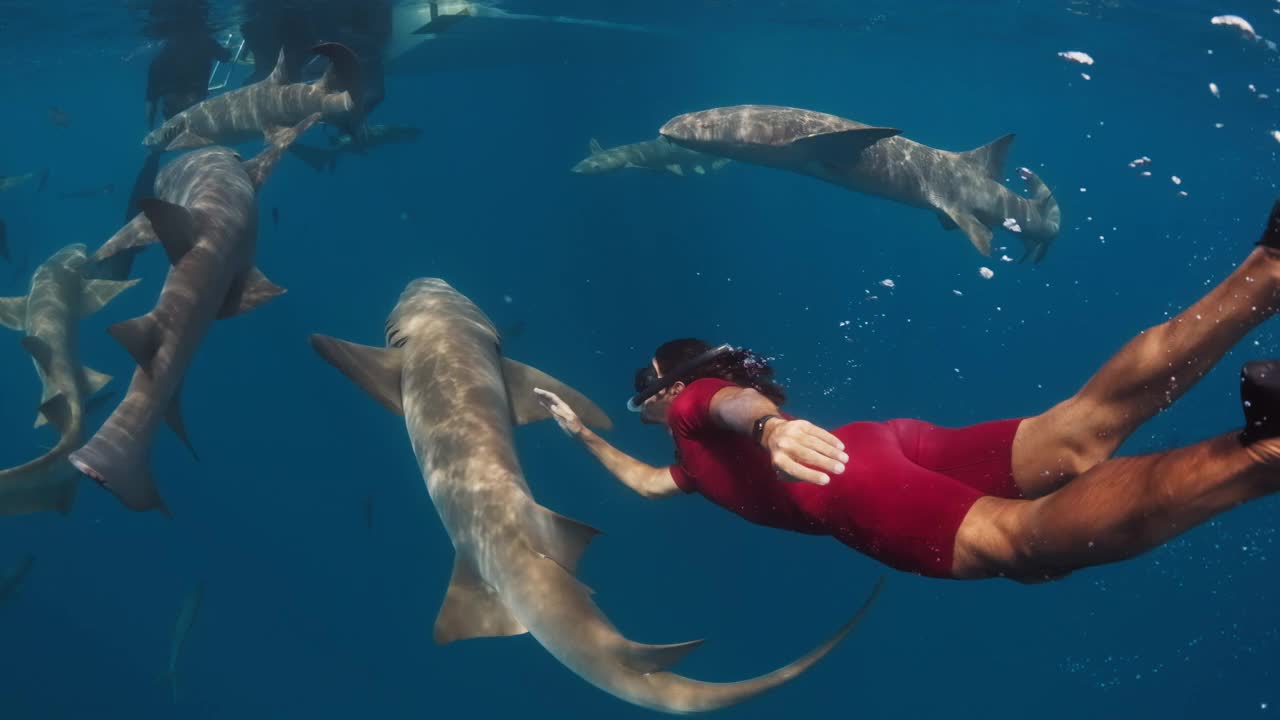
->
xmin=1239 ymin=360 xmax=1280 ymax=445
xmin=1252 ymin=199 xmax=1280 ymax=251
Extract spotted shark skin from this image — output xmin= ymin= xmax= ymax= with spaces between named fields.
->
xmin=571 ymin=136 xmax=731 ymax=177
xmin=661 ymin=105 xmax=1061 ymax=261
xmin=143 ymin=43 xmax=362 ymax=152
xmin=69 ymin=114 xmax=320 ymax=514
xmin=0 ymin=245 xmax=137 ymax=515
xmin=310 ymin=278 xmax=883 ymax=714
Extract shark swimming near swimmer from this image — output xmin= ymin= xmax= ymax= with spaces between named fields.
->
xmin=660 ymin=104 xmax=1061 ymax=261
xmin=310 ymin=277 xmax=884 ymax=713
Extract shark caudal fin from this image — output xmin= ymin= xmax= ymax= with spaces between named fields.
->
xmin=245 ymin=113 xmax=322 ymax=190
xmin=0 ymin=452 xmax=80 ymax=517
xmin=633 ymin=577 xmax=886 ymax=714
xmin=69 ymin=426 xmax=169 ymax=514
xmin=1016 ymin=167 xmax=1060 ymax=263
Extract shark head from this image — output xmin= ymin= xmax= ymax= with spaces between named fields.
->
xmin=570 ymin=155 xmax=611 ymax=174
xmin=385 ymin=278 xmax=498 ymax=349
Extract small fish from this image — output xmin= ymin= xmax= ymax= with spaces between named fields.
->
xmin=0 ymin=555 xmax=35 ymax=607
xmin=48 ymin=107 xmax=70 ymax=128
xmin=160 ymin=582 xmax=204 ymax=702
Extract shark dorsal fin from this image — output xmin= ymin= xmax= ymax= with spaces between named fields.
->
xmin=137 ymin=198 xmax=195 ymax=266
xmin=526 ymin=503 xmax=601 ymax=574
xmin=792 ymin=126 xmax=901 ymax=162
xmin=20 ymin=335 xmax=53 ymax=374
xmin=309 ymin=335 xmax=404 ymax=415
xmin=960 ymin=133 xmax=1015 ymax=181
xmin=588 ymin=138 xmax=604 ymax=155
xmin=433 ymin=557 xmax=527 ymax=645
xmin=0 ymin=296 xmax=26 ymax=331
xmin=108 ymin=313 xmax=162 ymax=375
xmin=219 ymin=267 xmax=286 ymax=319
xmin=80 ymin=278 xmax=140 ymax=316
xmin=83 ymin=366 xmax=112 ymax=395
xmin=618 ymin=638 xmax=705 ymax=674
xmin=165 ymin=381 xmax=198 ymax=460
xmin=266 ymin=49 xmax=290 ymax=85
xmin=502 ymin=358 xmax=612 ymax=430
xmin=37 ymin=394 xmax=72 ymax=435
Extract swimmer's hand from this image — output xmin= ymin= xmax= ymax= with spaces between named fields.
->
xmin=533 ymin=388 xmax=585 ymax=438
xmin=763 ymin=419 xmax=848 ymax=486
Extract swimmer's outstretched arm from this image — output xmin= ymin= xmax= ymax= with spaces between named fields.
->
xmin=707 ymin=386 xmax=848 ymax=486
xmin=534 ymin=388 xmax=681 ymax=499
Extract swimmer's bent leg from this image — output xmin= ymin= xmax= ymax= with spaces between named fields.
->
xmin=953 ymin=431 xmax=1280 ymax=581
xmin=1013 ymin=202 xmax=1280 ymax=497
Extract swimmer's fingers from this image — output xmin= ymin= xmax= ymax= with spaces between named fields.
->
xmin=772 ymin=454 xmax=831 ymax=486
xmin=792 ymin=427 xmax=849 ymax=467
xmin=533 ymin=388 xmax=584 ymax=436
xmin=777 ymin=441 xmax=844 ymax=477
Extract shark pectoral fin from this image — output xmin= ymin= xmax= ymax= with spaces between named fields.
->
xmin=433 ymin=557 xmax=527 ymax=645
xmin=501 ymin=358 xmax=612 ymax=430
xmin=165 ymin=383 xmax=198 ymax=460
xmin=83 ymin=366 xmax=113 ymax=395
xmin=108 ymin=313 xmax=162 ymax=375
xmin=959 ymin=133 xmax=1015 ymax=180
xmin=588 ymin=138 xmax=604 ymax=155
xmin=245 ymin=113 xmax=322 ymax=189
xmin=939 ymin=205 xmax=993 ymax=256
xmin=80 ymin=278 xmax=141 ymax=315
xmin=527 ymin=503 xmax=601 ymax=574
xmin=666 ymin=164 xmax=685 ymax=176
xmin=0 ymin=296 xmax=25 ymax=331
xmin=94 ymin=213 xmax=158 ymax=262
xmin=36 ymin=394 xmax=72 ymax=435
xmin=137 ymin=198 xmax=195 ymax=265
xmin=619 ymin=639 xmax=705 ymax=674
xmin=19 ymin=335 xmax=53 ymax=374
xmin=937 ymin=212 xmax=958 ymax=230
xmin=792 ymin=126 xmax=902 ymax=162
xmin=693 ymin=165 xmax=706 ymax=175
xmin=166 ymin=131 xmax=213 ymax=151
xmin=309 ymin=335 xmax=404 ymax=415
xmin=219 ymin=267 xmax=286 ymax=319
xmin=711 ymin=158 xmax=731 ymax=170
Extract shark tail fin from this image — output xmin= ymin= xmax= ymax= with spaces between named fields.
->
xmin=959 ymin=133 xmax=1015 ymax=181
xmin=0 ymin=295 xmax=25 ymax=331
xmin=245 ymin=113 xmax=322 ymax=190
xmin=1016 ymin=167 xmax=1060 ymax=263
xmin=68 ymin=432 xmax=169 ymax=515
xmin=635 ymin=577 xmax=886 ymax=713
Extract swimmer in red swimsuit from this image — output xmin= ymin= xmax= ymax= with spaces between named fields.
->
xmin=535 ymin=199 xmax=1280 ymax=582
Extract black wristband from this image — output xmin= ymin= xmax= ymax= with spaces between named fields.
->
xmin=751 ymin=414 xmax=782 ymax=447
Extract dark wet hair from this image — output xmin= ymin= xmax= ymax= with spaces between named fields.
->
xmin=653 ymin=338 xmax=786 ymax=406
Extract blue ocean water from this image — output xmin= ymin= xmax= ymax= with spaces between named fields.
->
xmin=0 ymin=0 xmax=1277 ymax=717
